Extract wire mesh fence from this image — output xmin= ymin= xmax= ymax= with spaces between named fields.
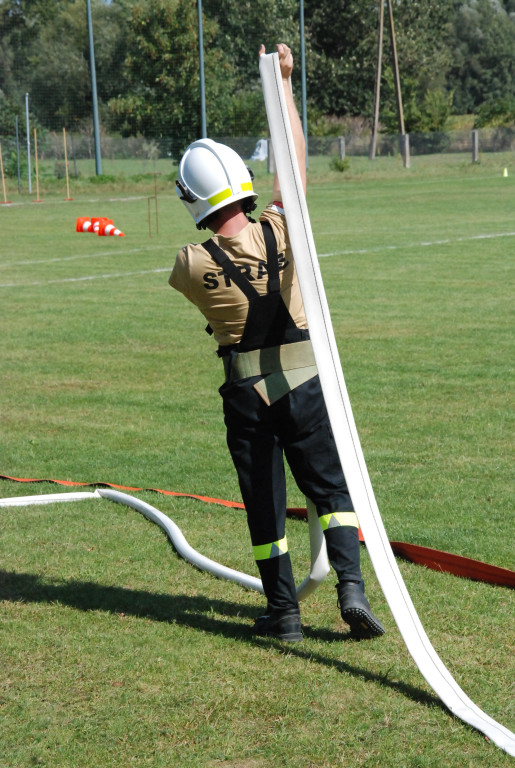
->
xmin=1 ymin=126 xmax=514 ymax=191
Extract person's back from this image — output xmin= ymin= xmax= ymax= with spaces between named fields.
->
xmin=170 ymin=203 xmax=306 ymax=348
xmin=169 ymin=44 xmax=385 ymax=642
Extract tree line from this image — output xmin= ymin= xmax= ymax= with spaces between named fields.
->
xmin=1 ymin=0 xmax=514 ymax=158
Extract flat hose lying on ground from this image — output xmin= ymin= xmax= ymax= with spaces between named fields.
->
xmin=0 ymin=481 xmax=512 ymax=753
xmin=258 ymin=50 xmax=515 ymax=756
xmin=97 ymin=488 xmax=329 ymax=601
xmin=2 ymin=473 xmax=513 ymax=587
xmin=0 ymin=489 xmax=329 ymax=601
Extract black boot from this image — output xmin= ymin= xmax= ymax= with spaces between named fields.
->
xmin=255 ymin=552 xmax=299 ymax=615
xmin=336 ymin=581 xmax=385 ymax=639
xmin=253 ymin=553 xmax=302 ymax=641
xmin=253 ymin=609 xmax=303 ymax=642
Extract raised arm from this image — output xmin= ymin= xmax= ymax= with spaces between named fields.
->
xmin=259 ymin=43 xmax=307 ymax=198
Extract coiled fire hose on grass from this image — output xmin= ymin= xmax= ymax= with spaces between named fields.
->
xmin=97 ymin=488 xmax=330 ymax=601
xmin=257 ymin=50 xmax=515 ymax=756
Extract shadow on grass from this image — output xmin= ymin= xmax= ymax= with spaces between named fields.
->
xmin=0 ymin=568 xmax=442 ymax=712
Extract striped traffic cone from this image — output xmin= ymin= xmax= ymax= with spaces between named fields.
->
xmin=92 ymin=217 xmax=111 ymax=233
xmin=76 ymin=216 xmax=94 ymax=232
xmin=98 ymin=219 xmax=125 ymax=237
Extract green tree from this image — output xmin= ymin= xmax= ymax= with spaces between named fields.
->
xmin=202 ymin=0 xmax=299 ymax=137
xmin=108 ymin=0 xmax=238 ymax=157
xmin=0 ymin=1 xmax=74 ymax=103
xmin=447 ymin=0 xmax=515 ymax=113
xmin=0 ymin=90 xmax=19 ymax=135
xmin=389 ymin=0 xmax=454 ymax=94
xmin=474 ymin=95 xmax=515 ymax=127
xmin=3 ymin=0 xmax=515 ymax=143
xmin=0 ymin=16 xmax=16 ymax=104
xmin=304 ymin=0 xmax=378 ymax=118
xmin=202 ymin=0 xmax=299 ymax=88
xmin=373 ymin=0 xmax=454 ymax=132
xmin=302 ymin=0 xmax=454 ymax=131
xmin=27 ymin=6 xmax=92 ymax=129
xmin=28 ymin=0 xmax=130 ymax=129
xmin=0 ymin=0 xmax=130 ymax=130
xmin=418 ymin=88 xmax=454 ymax=131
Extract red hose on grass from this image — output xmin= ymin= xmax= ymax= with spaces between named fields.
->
xmin=1 ymin=473 xmax=513 ymax=588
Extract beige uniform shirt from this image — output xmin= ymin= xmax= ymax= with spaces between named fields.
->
xmin=169 ymin=204 xmax=307 ymax=347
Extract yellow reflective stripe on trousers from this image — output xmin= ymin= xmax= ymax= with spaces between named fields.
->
xmin=319 ymin=512 xmax=359 ymax=531
xmin=253 ymin=536 xmax=288 ymax=561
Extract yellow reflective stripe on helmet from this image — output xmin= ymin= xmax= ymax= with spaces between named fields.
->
xmin=253 ymin=536 xmax=288 ymax=561
xmin=319 ymin=512 xmax=359 ymax=531
xmin=208 ymin=187 xmax=232 ymax=206
xmin=240 ymin=181 xmax=253 ymax=192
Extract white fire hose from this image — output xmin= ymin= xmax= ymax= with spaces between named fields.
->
xmin=258 ymin=50 xmax=514 ymax=756
xmin=0 ymin=489 xmax=328 ymax=601
xmin=97 ymin=488 xmax=328 ymax=600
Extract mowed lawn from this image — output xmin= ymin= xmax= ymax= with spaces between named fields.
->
xmin=0 ymin=155 xmax=513 ymax=767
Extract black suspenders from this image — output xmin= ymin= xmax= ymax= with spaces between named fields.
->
xmin=261 ymin=221 xmax=280 ymax=293
xmin=202 ymin=221 xmax=280 ymax=297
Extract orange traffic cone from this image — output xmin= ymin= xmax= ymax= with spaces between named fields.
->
xmin=98 ymin=219 xmax=125 ymax=237
xmin=76 ymin=216 xmax=93 ymax=233
xmin=91 ymin=216 xmax=111 ymax=233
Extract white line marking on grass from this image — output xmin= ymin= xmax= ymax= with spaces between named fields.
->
xmin=0 ymin=267 xmax=171 ymax=288
xmin=318 ymin=231 xmax=515 ymax=258
xmin=0 ymin=245 xmax=171 ymax=269
xmin=4 ymin=230 xmax=513 ymax=288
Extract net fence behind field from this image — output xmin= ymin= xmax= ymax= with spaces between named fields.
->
xmin=1 ymin=127 xmax=514 ymax=184
xmin=305 ymin=127 xmax=515 ymax=158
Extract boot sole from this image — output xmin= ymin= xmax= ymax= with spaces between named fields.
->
xmin=341 ymin=607 xmax=385 ymax=639
xmin=276 ymin=632 xmax=303 ymax=642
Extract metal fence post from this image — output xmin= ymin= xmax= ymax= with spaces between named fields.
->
xmin=25 ymin=93 xmax=32 ymax=194
xmin=472 ymin=129 xmax=479 ymax=163
xmin=402 ymin=133 xmax=410 ymax=168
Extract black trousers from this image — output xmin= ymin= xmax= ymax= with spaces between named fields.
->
xmin=220 ymin=374 xmax=363 ymax=612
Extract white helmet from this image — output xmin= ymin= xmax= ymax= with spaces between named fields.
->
xmin=176 ymin=138 xmax=258 ymax=228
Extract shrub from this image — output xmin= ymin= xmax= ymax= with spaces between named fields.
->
xmin=474 ymin=97 xmax=515 ymax=128
xmin=329 ymin=156 xmax=350 ymax=173
xmin=88 ymin=174 xmax=117 ymax=184
xmin=4 ymin=151 xmax=27 ymax=179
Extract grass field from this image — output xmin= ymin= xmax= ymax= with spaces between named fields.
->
xmin=0 ymin=152 xmax=514 ymax=767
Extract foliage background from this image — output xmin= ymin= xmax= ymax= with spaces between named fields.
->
xmin=1 ymin=0 xmax=515 ymax=156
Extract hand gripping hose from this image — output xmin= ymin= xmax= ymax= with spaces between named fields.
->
xmin=259 ymin=50 xmax=514 ymax=756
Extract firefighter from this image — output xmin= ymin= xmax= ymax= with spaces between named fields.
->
xmin=169 ymin=43 xmax=384 ymax=642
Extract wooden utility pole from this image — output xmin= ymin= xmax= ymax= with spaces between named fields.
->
xmin=369 ymin=0 xmax=385 ymax=161
xmin=369 ymin=0 xmax=407 ymax=164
